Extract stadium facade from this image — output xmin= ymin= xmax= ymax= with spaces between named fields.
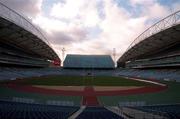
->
xmin=63 ymin=54 xmax=115 ymax=69
xmin=117 ymin=10 xmax=180 ymax=69
xmin=0 ymin=2 xmax=60 ymax=67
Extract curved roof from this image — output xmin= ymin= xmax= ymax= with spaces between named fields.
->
xmin=0 ymin=2 xmax=60 ymax=60
xmin=118 ymin=10 xmax=180 ymax=63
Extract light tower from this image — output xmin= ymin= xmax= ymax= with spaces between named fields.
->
xmin=61 ymin=47 xmax=66 ymax=66
xmin=113 ymin=48 xmax=116 ymax=67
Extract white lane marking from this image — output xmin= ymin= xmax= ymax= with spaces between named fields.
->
xmin=124 ymin=77 xmax=166 ymax=86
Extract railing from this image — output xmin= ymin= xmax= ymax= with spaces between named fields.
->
xmin=125 ymin=10 xmax=180 ymax=53
xmin=0 ymin=2 xmax=51 ymax=48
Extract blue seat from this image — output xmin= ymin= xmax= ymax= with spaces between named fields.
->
xmin=132 ymin=105 xmax=180 ymax=119
xmin=0 ymin=100 xmax=79 ymax=119
xmin=76 ymin=107 xmax=124 ymax=119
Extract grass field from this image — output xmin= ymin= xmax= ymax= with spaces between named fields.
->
xmin=16 ymin=76 xmax=154 ymax=86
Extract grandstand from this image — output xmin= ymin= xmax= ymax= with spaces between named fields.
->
xmin=117 ymin=10 xmax=180 ymax=69
xmin=0 ymin=2 xmax=60 ymax=68
xmin=117 ymin=68 xmax=180 ymax=81
xmin=117 ymin=11 xmax=180 ymax=83
xmin=112 ymin=10 xmax=180 ymax=119
xmin=63 ymin=54 xmax=115 ymax=69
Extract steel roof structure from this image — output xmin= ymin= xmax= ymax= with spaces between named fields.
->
xmin=118 ymin=10 xmax=180 ymax=63
xmin=0 ymin=2 xmax=60 ymax=60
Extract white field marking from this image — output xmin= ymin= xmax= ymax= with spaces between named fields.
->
xmin=124 ymin=77 xmax=166 ymax=86
xmin=68 ymin=106 xmax=86 ymax=119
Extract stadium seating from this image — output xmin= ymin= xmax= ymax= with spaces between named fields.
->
xmin=64 ymin=55 xmax=115 ymax=69
xmin=0 ymin=100 xmax=125 ymax=119
xmin=126 ymin=55 xmax=180 ymax=68
xmin=0 ymin=67 xmax=118 ymax=80
xmin=0 ymin=100 xmax=79 ymax=119
xmin=0 ymin=67 xmax=64 ymax=80
xmin=0 ymin=42 xmax=50 ymax=67
xmin=117 ymin=68 xmax=180 ymax=81
xmin=1 ymin=4 xmax=179 ymax=118
xmin=76 ymin=107 xmax=124 ymax=119
xmin=1 ymin=66 xmax=179 ymax=82
xmin=130 ymin=105 xmax=180 ymax=119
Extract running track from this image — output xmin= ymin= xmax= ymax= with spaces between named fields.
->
xmin=6 ymin=83 xmax=167 ymax=106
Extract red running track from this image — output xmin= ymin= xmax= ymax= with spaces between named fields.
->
xmin=82 ymin=87 xmax=99 ymax=106
xmin=7 ymin=83 xmax=167 ymax=96
xmin=6 ymin=77 xmax=168 ymax=106
xmin=6 ymin=84 xmax=101 ymax=106
xmin=6 ymin=83 xmax=167 ymax=106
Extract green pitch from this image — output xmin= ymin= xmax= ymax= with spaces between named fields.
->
xmin=17 ymin=76 xmax=153 ymax=86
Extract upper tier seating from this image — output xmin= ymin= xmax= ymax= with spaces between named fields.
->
xmin=0 ymin=42 xmax=49 ymax=67
xmin=126 ymin=55 xmax=180 ymax=68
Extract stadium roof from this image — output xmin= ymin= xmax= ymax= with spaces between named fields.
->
xmin=63 ymin=54 xmax=115 ymax=69
xmin=118 ymin=10 xmax=180 ymax=63
xmin=0 ymin=2 xmax=60 ymax=60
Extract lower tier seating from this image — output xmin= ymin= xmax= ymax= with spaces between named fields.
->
xmin=131 ymin=105 xmax=180 ymax=119
xmin=76 ymin=107 xmax=124 ymax=119
xmin=0 ymin=100 xmax=79 ymax=119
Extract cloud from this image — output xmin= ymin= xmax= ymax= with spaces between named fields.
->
xmin=45 ymin=0 xmax=147 ymax=57
xmin=142 ymin=2 xmax=170 ymax=20
xmin=33 ymin=15 xmax=68 ymax=32
xmin=0 ymin=0 xmax=42 ymax=17
xmin=33 ymin=15 xmax=88 ymax=45
xmin=49 ymin=28 xmax=87 ymax=45
xmin=31 ymin=0 xmax=178 ymax=60
xmin=96 ymin=0 xmax=147 ymax=55
xmin=50 ymin=0 xmax=84 ymax=19
xmin=50 ymin=0 xmax=101 ymax=27
xmin=48 ymin=31 xmax=74 ymax=45
xmin=130 ymin=0 xmax=157 ymax=5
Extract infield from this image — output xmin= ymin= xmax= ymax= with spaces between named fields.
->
xmin=16 ymin=75 xmax=155 ymax=86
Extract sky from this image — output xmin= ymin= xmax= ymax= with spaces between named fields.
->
xmin=0 ymin=0 xmax=180 ymax=61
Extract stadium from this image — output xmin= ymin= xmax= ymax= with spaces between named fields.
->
xmin=0 ymin=1 xmax=180 ymax=119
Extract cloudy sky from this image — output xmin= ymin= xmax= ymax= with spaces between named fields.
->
xmin=0 ymin=0 xmax=180 ymax=60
